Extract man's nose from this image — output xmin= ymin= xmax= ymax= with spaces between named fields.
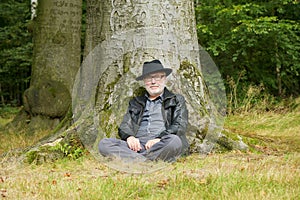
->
xmin=151 ymin=78 xmax=158 ymax=84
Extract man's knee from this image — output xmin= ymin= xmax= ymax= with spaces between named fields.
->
xmin=159 ymin=134 xmax=182 ymax=155
xmin=98 ymin=138 xmax=113 ymax=156
xmin=147 ymin=134 xmax=182 ymax=162
xmin=162 ymin=134 xmax=182 ymax=148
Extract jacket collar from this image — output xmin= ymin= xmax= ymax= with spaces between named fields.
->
xmin=162 ymin=87 xmax=175 ymax=100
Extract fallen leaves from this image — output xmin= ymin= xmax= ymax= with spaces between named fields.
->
xmin=0 ymin=177 xmax=4 ymax=183
xmin=0 ymin=177 xmax=7 ymax=198
xmin=64 ymin=172 xmax=71 ymax=177
xmin=52 ymin=180 xmax=57 ymax=185
xmin=157 ymin=178 xmax=170 ymax=189
xmin=1 ymin=188 xmax=7 ymax=198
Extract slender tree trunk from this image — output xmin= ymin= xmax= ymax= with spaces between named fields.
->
xmin=0 ymin=83 xmax=4 ymax=105
xmin=275 ymin=41 xmax=282 ymax=96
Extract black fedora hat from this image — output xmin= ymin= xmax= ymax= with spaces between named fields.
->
xmin=136 ymin=59 xmax=172 ymax=81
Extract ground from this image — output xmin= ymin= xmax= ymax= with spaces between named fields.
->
xmin=0 ymin=107 xmax=299 ymax=199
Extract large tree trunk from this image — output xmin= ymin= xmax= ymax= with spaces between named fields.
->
xmin=13 ymin=0 xmax=82 ymax=131
xmin=72 ymin=0 xmax=244 ymax=157
xmin=73 ymin=0 xmax=203 ymax=154
xmin=10 ymin=0 xmax=247 ymax=165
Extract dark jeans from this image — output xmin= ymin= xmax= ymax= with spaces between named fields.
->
xmin=98 ymin=134 xmax=182 ymax=162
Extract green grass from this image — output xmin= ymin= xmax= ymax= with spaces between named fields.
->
xmin=1 ymin=153 xmax=299 ymax=199
xmin=0 ymin=106 xmax=20 ymax=126
xmin=225 ymin=111 xmax=300 ymax=153
xmin=1 ymin=107 xmax=300 ymax=199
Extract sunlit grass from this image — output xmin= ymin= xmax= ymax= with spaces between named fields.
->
xmin=1 ymin=107 xmax=300 ymax=199
xmin=0 ymin=129 xmax=51 ymax=155
xmin=0 ymin=107 xmax=52 ymax=155
xmin=225 ymin=111 xmax=300 ymax=153
xmin=225 ymin=111 xmax=300 ymax=137
xmin=1 ymin=153 xmax=299 ymax=199
xmin=0 ymin=106 xmax=20 ymax=127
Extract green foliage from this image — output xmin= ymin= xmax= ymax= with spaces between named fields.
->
xmin=53 ymin=133 xmax=86 ymax=160
xmin=25 ymin=150 xmax=38 ymax=164
xmin=0 ymin=106 xmax=20 ymax=118
xmin=1 ymin=0 xmax=299 ymax=113
xmin=195 ymin=0 xmax=300 ymax=104
xmin=0 ymin=0 xmax=32 ymax=105
xmin=53 ymin=143 xmax=84 ymax=160
xmin=25 ymin=138 xmax=85 ymax=164
xmin=226 ymin=71 xmax=285 ymax=113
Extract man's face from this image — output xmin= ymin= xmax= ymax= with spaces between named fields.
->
xmin=143 ymin=72 xmax=166 ymax=98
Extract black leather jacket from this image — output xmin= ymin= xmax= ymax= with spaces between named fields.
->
xmin=118 ymin=88 xmax=189 ymax=155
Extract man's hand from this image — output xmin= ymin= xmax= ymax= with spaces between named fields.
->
xmin=126 ymin=136 xmax=142 ymax=152
xmin=145 ymin=138 xmax=161 ymax=150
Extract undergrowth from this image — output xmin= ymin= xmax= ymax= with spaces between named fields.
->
xmin=226 ymin=71 xmax=300 ymax=114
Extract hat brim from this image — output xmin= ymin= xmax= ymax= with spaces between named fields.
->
xmin=136 ymin=68 xmax=172 ymax=81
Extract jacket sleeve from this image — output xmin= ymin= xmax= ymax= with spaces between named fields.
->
xmin=118 ymin=100 xmax=141 ymax=140
xmin=157 ymin=94 xmax=188 ymax=138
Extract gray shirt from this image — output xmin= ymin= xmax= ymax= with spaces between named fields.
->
xmin=136 ymin=95 xmax=166 ymax=144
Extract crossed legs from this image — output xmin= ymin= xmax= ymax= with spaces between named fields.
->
xmin=98 ymin=134 xmax=182 ymax=162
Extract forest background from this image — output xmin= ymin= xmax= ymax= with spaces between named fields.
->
xmin=0 ymin=0 xmax=299 ymax=113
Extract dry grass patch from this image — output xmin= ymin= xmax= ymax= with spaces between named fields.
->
xmin=1 ymin=108 xmax=300 ymax=199
xmin=1 ymin=153 xmax=299 ymax=199
xmin=225 ymin=111 xmax=300 ymax=153
xmin=0 ymin=129 xmax=51 ymax=155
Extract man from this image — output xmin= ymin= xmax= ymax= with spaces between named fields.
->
xmin=98 ymin=59 xmax=189 ymax=162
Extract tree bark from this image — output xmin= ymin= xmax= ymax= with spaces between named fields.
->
xmin=72 ymin=0 xmax=241 ymax=156
xmin=19 ymin=0 xmax=82 ymax=131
